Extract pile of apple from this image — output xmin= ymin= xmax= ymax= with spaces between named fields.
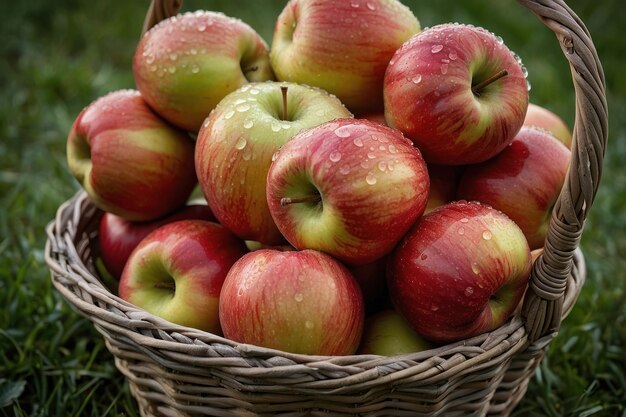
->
xmin=66 ymin=0 xmax=572 ymax=356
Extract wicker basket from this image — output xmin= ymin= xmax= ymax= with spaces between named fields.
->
xmin=45 ymin=0 xmax=608 ymax=415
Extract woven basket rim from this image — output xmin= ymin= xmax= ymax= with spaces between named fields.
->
xmin=45 ymin=191 xmax=585 ymax=376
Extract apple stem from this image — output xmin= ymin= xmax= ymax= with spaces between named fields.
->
xmin=472 ymin=69 xmax=508 ymax=96
xmin=281 ymin=85 xmax=288 ymax=121
xmin=154 ymin=281 xmax=176 ymax=291
xmin=280 ymin=195 xmax=321 ymax=206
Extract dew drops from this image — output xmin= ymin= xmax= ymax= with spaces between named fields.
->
xmin=420 ymin=253 xmax=428 ymax=260
xmin=235 ymin=137 xmax=247 ymax=150
xmin=471 ymin=262 xmax=480 ymax=275
xmin=250 ymin=88 xmax=260 ymax=95
xmin=449 ymin=50 xmax=458 ymax=60
xmin=236 ymin=104 xmax=251 ymax=112
xmin=460 ymin=217 xmax=469 ymax=223
xmin=350 ymin=1 xmax=359 ymax=8
xmin=243 ymin=120 xmax=254 ymax=129
xmin=149 ymin=65 xmax=157 ymax=72
xmin=378 ymin=161 xmax=387 ymax=172
xmin=198 ymin=23 xmax=207 ymax=32
xmin=305 ymin=320 xmax=314 ymax=329
xmin=521 ymin=66 xmax=529 ymax=78
xmin=366 ymin=1 xmax=375 ymax=10
xmin=367 ymin=152 xmax=376 ymax=159
xmin=335 ymin=126 xmax=351 ymax=138
xmin=431 ymin=44 xmax=444 ymax=53
xmin=431 ymin=305 xmax=439 ymax=312
xmin=339 ymin=165 xmax=351 ymax=175
xmin=294 ymin=293 xmax=303 ymax=302
xmin=411 ymin=74 xmax=422 ymax=84
xmin=388 ymin=144 xmax=398 ymax=154
xmin=440 ymin=63 xmax=448 ymax=74
xmin=146 ymin=54 xmax=155 ymax=64
xmin=496 ymin=35 xmax=504 ymax=45
xmin=271 ymin=151 xmax=280 ymax=162
xmin=167 ymin=66 xmax=176 ymax=74
xmin=458 ymin=227 xmax=465 ymax=236
xmin=242 ymin=149 xmax=252 ymax=161
xmin=224 ymin=110 xmax=235 ymax=120
xmin=329 ymin=151 xmax=342 ymax=162
xmin=465 ymin=286 xmax=474 ymax=296
xmin=527 ymin=80 xmax=532 ymax=92
xmin=191 ymin=64 xmax=200 ymax=74
xmin=190 ymin=48 xmax=198 ymax=55
xmin=482 ymin=230 xmax=493 ymax=241
xmin=353 ymin=138 xmax=364 ymax=147
xmin=366 ymin=172 xmax=377 ymax=185
xmin=271 ymin=122 xmax=282 ymax=132
xmin=169 ymin=52 xmax=178 ymax=61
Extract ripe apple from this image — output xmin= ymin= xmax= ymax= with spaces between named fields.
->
xmin=66 ymin=90 xmax=197 ymax=221
xmin=358 ymin=310 xmax=432 ymax=356
xmin=119 ymin=220 xmax=247 ymax=333
xmin=457 ymin=126 xmax=571 ymax=250
xmin=266 ymin=118 xmax=429 ymax=265
xmin=387 ymin=201 xmax=531 ymax=343
xmin=134 ymin=11 xmax=274 ymax=132
xmin=271 ymin=0 xmax=420 ymax=115
xmin=524 ymin=103 xmax=572 ymax=148
xmin=384 ymin=24 xmax=529 ymax=165
xmin=219 ymin=249 xmax=364 ymax=355
xmin=99 ymin=204 xmax=215 ymax=280
xmin=425 ymin=164 xmax=462 ymax=214
xmin=195 ymin=82 xmax=351 ymax=245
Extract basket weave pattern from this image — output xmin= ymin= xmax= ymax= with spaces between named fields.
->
xmin=45 ymin=0 xmax=607 ymax=415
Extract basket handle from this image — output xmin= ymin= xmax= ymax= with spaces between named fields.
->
xmin=141 ymin=0 xmax=608 ymax=343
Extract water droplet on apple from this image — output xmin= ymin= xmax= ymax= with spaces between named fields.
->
xmin=411 ymin=74 xmax=422 ymax=84
xmin=448 ymin=50 xmax=458 ymax=60
xmin=329 ymin=151 xmax=342 ymax=162
xmin=465 ymin=286 xmax=474 ymax=296
xmin=482 ymin=230 xmax=493 ymax=241
xmin=236 ymin=104 xmax=250 ymax=112
xmin=146 ymin=54 xmax=155 ymax=64
xmin=496 ymin=35 xmax=504 ymax=45
xmin=471 ymin=262 xmax=480 ymax=275
xmin=366 ymin=1 xmax=375 ymax=10
xmin=281 ymin=122 xmax=291 ymax=130
xmin=235 ymin=137 xmax=247 ymax=150
xmin=431 ymin=44 xmax=444 ymax=53
xmin=367 ymin=153 xmax=376 ymax=159
xmin=149 ymin=65 xmax=157 ymax=72
xmin=339 ymin=165 xmax=350 ymax=175
xmin=190 ymin=48 xmax=198 ymax=55
xmin=458 ymin=227 xmax=465 ymax=235
xmin=431 ymin=305 xmax=439 ymax=311
xmin=440 ymin=63 xmax=448 ymax=74
xmin=224 ymin=110 xmax=235 ymax=120
xmin=294 ymin=293 xmax=303 ymax=302
xmin=527 ymin=80 xmax=532 ymax=91
xmin=243 ymin=120 xmax=254 ymax=129
xmin=350 ymin=1 xmax=359 ymax=8
xmin=420 ymin=253 xmax=428 ymax=260
xmin=335 ymin=126 xmax=351 ymax=138
xmin=167 ymin=66 xmax=176 ymax=74
xmin=191 ymin=64 xmax=200 ymax=74
xmin=169 ymin=52 xmax=178 ymax=61
xmin=305 ymin=320 xmax=314 ymax=329
xmin=366 ymin=172 xmax=377 ymax=185
xmin=460 ymin=217 xmax=469 ymax=223
xmin=237 ymin=288 xmax=244 ymax=296
xmin=388 ymin=144 xmax=398 ymax=154
xmin=378 ymin=161 xmax=387 ymax=172
xmin=271 ymin=122 xmax=282 ymax=132
xmin=250 ymin=88 xmax=260 ymax=95
xmin=521 ymin=66 xmax=529 ymax=78
xmin=198 ymin=23 xmax=207 ymax=32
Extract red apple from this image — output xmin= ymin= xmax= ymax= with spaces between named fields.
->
xmin=99 ymin=204 xmax=215 ymax=280
xmin=358 ymin=310 xmax=432 ymax=355
xmin=134 ymin=11 xmax=274 ymax=132
xmin=267 ymin=119 xmax=429 ymax=265
xmin=219 ymin=249 xmax=364 ymax=355
xmin=384 ymin=24 xmax=529 ymax=165
xmin=425 ymin=164 xmax=462 ymax=214
xmin=271 ymin=0 xmax=420 ymax=115
xmin=524 ymin=103 xmax=572 ymax=148
xmin=387 ymin=201 xmax=531 ymax=343
xmin=119 ymin=220 xmax=247 ymax=333
xmin=457 ymin=126 xmax=570 ymax=250
xmin=66 ymin=90 xmax=197 ymax=221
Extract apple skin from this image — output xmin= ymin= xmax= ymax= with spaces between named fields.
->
xmin=425 ymin=164 xmax=463 ymax=214
xmin=384 ymin=24 xmax=529 ymax=165
xmin=99 ymin=204 xmax=215 ymax=280
xmin=271 ymin=0 xmax=420 ymax=115
xmin=219 ymin=249 xmax=364 ymax=355
xmin=457 ymin=126 xmax=570 ymax=250
xmin=119 ymin=220 xmax=247 ymax=334
xmin=387 ymin=201 xmax=531 ymax=344
xmin=524 ymin=103 xmax=572 ymax=148
xmin=358 ymin=310 xmax=432 ymax=355
xmin=266 ymin=118 xmax=429 ymax=265
xmin=67 ymin=90 xmax=197 ymax=221
xmin=134 ymin=11 xmax=274 ymax=132
xmin=195 ymin=82 xmax=351 ymax=245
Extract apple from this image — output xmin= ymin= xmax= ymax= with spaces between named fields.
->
xmin=271 ymin=0 xmax=420 ymax=115
xmin=266 ymin=118 xmax=429 ymax=265
xmin=457 ymin=126 xmax=570 ymax=250
xmin=66 ymin=90 xmax=197 ymax=221
xmin=134 ymin=11 xmax=274 ymax=132
xmin=219 ymin=249 xmax=364 ymax=355
xmin=524 ymin=103 xmax=572 ymax=148
xmin=387 ymin=201 xmax=531 ymax=343
xmin=424 ymin=164 xmax=462 ymax=214
xmin=99 ymin=204 xmax=215 ymax=280
xmin=119 ymin=220 xmax=247 ymax=333
xmin=195 ymin=82 xmax=351 ymax=245
xmin=384 ymin=24 xmax=529 ymax=165
xmin=358 ymin=310 xmax=432 ymax=355
xmin=360 ymin=113 xmax=388 ymax=126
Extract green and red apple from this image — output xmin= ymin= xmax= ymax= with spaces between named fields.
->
xmin=358 ymin=310 xmax=432 ymax=355
xmin=195 ymin=82 xmax=351 ymax=245
xmin=524 ymin=103 xmax=572 ymax=148
xmin=134 ymin=11 xmax=274 ymax=132
xmin=67 ymin=90 xmax=197 ymax=221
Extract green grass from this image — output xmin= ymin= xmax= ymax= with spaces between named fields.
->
xmin=1 ymin=0 xmax=624 ymax=416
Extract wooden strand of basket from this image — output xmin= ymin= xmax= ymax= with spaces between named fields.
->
xmin=142 ymin=0 xmax=184 ymax=35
